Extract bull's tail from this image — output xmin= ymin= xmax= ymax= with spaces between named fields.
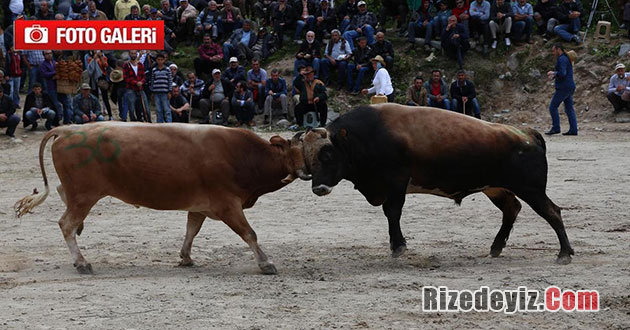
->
xmin=526 ymin=128 xmax=546 ymax=152
xmin=14 ymin=129 xmax=60 ymax=217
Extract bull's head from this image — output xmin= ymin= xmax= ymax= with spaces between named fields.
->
xmin=296 ymin=128 xmax=346 ymax=196
xmin=270 ymin=134 xmax=312 ymax=184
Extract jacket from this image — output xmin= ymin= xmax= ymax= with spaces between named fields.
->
xmin=351 ymin=45 xmax=372 ymax=65
xmin=23 ymin=91 xmax=56 ymax=125
xmin=272 ymin=2 xmax=294 ymax=25
xmin=533 ymin=0 xmax=556 ymax=21
xmin=450 ymin=79 xmax=477 ymax=102
xmin=556 ymin=0 xmax=583 ymax=24
xmin=0 ymin=94 xmax=16 ymax=117
xmin=348 ymin=11 xmax=378 ymax=30
xmin=224 ymin=65 xmax=246 ymax=84
xmin=39 ymin=59 xmax=56 ymax=91
xmin=554 ymin=53 xmax=575 ymax=92
xmin=369 ymin=40 xmax=394 ymax=58
xmin=227 ymin=28 xmax=258 ymax=48
xmin=336 ymin=0 xmax=358 ymax=21
xmin=423 ymin=78 xmax=449 ymax=100
xmin=201 ymin=77 xmax=234 ymax=99
xmin=490 ymin=2 xmax=513 ymax=22
xmin=265 ymin=77 xmax=288 ymax=96
xmin=123 ymin=61 xmax=146 ymax=91
xmin=198 ymin=42 xmax=224 ymax=62
xmin=292 ymin=0 xmax=318 ymax=19
xmin=296 ymin=40 xmax=322 ymax=60
xmin=405 ymin=85 xmax=427 ymax=106
xmin=295 ymin=78 xmax=327 ymax=104
xmin=72 ymin=93 xmax=102 ymax=117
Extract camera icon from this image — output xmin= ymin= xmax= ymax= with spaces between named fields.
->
xmin=24 ymin=25 xmax=49 ymax=44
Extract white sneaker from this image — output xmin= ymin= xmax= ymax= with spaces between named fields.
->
xmin=505 ymin=37 xmax=511 ymax=46
xmin=491 ymin=40 xmax=497 ymax=49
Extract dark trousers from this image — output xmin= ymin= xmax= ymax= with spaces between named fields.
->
xmin=172 ymin=110 xmax=190 ymax=123
xmin=608 ymin=92 xmax=629 ymax=112
xmin=91 ymin=87 xmax=112 ymax=118
xmin=295 ymin=101 xmax=327 ymax=127
xmin=442 ymin=37 xmax=469 ymax=69
xmin=193 ymin=58 xmax=221 ymax=79
xmin=0 ymin=114 xmax=20 ymax=137
xmin=231 ymin=100 xmax=255 ymax=123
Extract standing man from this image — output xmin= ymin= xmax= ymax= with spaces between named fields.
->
xmin=24 ymin=50 xmax=46 ymax=94
xmin=0 ymin=87 xmax=20 ymax=138
xmin=123 ymin=50 xmax=151 ymax=122
xmin=150 ymin=53 xmax=173 ymax=123
xmin=606 ymin=63 xmax=630 ymax=113
xmin=545 ymin=43 xmax=577 ymax=136
xmin=72 ymin=83 xmax=105 ymax=124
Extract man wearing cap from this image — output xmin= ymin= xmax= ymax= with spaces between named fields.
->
xmin=73 ymin=84 xmax=105 ymax=124
xmin=0 ymin=86 xmax=20 ymax=138
xmin=200 ymin=68 xmax=233 ymax=125
xmin=224 ymin=57 xmax=246 ymax=88
xmin=88 ymin=0 xmax=109 ymax=19
xmin=293 ymin=66 xmax=327 ymax=127
xmin=342 ymin=0 xmax=377 ymax=51
xmin=195 ymin=34 xmax=224 ymax=80
xmin=23 ymin=83 xmax=57 ymax=130
xmin=110 ymin=61 xmax=126 ymax=120
xmin=176 ymin=0 xmax=199 ymax=46
xmin=607 ymin=63 xmax=630 ymax=113
xmin=169 ymin=64 xmax=185 ymax=87
xmin=115 ymin=0 xmax=140 ymax=20
xmin=264 ymin=68 xmax=288 ymax=123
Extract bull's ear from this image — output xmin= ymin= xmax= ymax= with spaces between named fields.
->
xmin=270 ymin=136 xmax=289 ymax=149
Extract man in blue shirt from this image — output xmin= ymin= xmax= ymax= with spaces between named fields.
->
xmin=546 ymin=43 xmax=577 ymax=136
xmin=263 ymin=68 xmax=288 ymax=123
xmin=607 ymin=63 xmax=630 ymax=113
xmin=247 ymin=58 xmax=267 ymax=111
xmin=512 ymin=0 xmax=534 ymax=43
xmin=470 ymin=0 xmax=491 ymax=53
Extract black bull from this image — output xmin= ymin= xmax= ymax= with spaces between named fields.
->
xmin=297 ymin=104 xmax=574 ymax=264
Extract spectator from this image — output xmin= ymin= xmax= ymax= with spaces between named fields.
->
xmin=176 ymin=0 xmax=199 ymax=46
xmin=314 ymin=0 xmax=336 ymax=40
xmin=247 ymin=58 xmax=267 ymax=110
xmin=195 ymin=34 xmax=224 ymax=79
xmin=24 ymin=83 xmax=56 ymax=130
xmin=293 ymin=66 xmax=327 ymax=127
xmin=150 ymin=53 xmax=173 ymax=123
xmin=195 ymin=1 xmax=221 ymax=40
xmin=361 ymin=55 xmax=394 ymax=102
xmin=36 ymin=1 xmax=55 ymax=20
xmin=231 ymin=80 xmax=255 ymax=126
xmin=224 ymin=57 xmax=246 ymax=88
xmin=441 ymin=15 xmax=470 ymax=69
xmin=294 ymin=31 xmax=322 ymax=78
xmin=78 ymin=7 xmax=90 ymax=20
xmin=88 ymin=1 xmax=109 ymax=19
xmin=200 ymin=69 xmax=233 ymax=124
xmin=533 ymin=0 xmax=557 ymax=39
xmin=489 ymin=0 xmax=513 ymax=49
xmin=242 ymin=26 xmax=274 ymax=62
xmin=407 ymin=0 xmax=435 ymax=53
xmin=7 ymin=48 xmax=23 ymax=107
xmin=405 ymin=76 xmax=427 ymax=106
xmin=124 ymin=5 xmax=143 ymax=20
xmin=109 ymin=61 xmax=127 ymax=120
xmin=347 ymin=36 xmax=372 ymax=94
xmin=433 ymin=1 xmax=452 ymax=35
xmin=370 ymin=32 xmax=394 ymax=70
xmin=170 ymin=85 xmax=191 ymax=122
xmin=123 ymin=50 xmax=151 ymax=122
xmin=87 ymin=50 xmax=113 ymax=120
xmin=337 ymin=0 xmax=359 ymax=33
xmin=452 ymin=0 xmax=471 ymax=30
xmin=0 ymin=87 xmax=19 ymax=138
xmin=170 ymin=63 xmax=185 ymax=87
xmin=0 ymin=71 xmax=10 ymax=97
xmin=469 ymin=0 xmax=491 ymax=53
xmin=379 ymin=0 xmax=408 ymax=36
xmin=72 ymin=83 xmax=105 ymax=124
xmin=5 ymin=1 xmax=24 ymax=27
xmin=545 ymin=43 xmax=577 ymax=135
xmin=607 ymin=63 xmax=630 ymax=113
xmin=424 ymin=69 xmax=450 ymax=109
xmin=39 ymin=50 xmax=68 ymax=124
xmin=142 ymin=4 xmax=152 ymax=18
xmin=95 ymin=0 xmax=115 ymax=19
xmin=223 ymin=20 xmax=256 ymax=63
xmin=24 ymin=50 xmax=46 ymax=94
xmin=293 ymin=0 xmax=317 ymax=43
xmin=343 ymin=1 xmax=377 ymax=51
xmin=253 ymin=0 xmax=274 ymax=26
xmin=160 ymin=0 xmax=178 ymax=31
xmin=264 ymin=68 xmax=288 ymax=123
xmin=115 ymin=0 xmax=140 ymax=20
xmin=221 ymin=0 xmax=243 ymax=38
xmin=553 ymin=0 xmax=583 ymax=45
xmin=271 ymin=0 xmax=295 ymax=49
xmin=450 ymin=70 xmax=481 ymax=118
xmin=512 ymin=0 xmax=534 ymax=43
xmin=180 ymin=72 xmax=205 ymax=111
xmin=320 ymin=29 xmax=352 ymax=89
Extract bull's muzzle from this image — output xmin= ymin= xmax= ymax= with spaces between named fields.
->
xmin=312 ymin=184 xmax=333 ymax=196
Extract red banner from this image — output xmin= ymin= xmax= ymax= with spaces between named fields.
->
xmin=14 ymin=20 xmax=165 ymax=51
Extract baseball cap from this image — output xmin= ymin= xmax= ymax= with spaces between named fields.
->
xmin=81 ymin=83 xmax=91 ymax=90
xmin=357 ymin=1 xmax=366 ymax=6
xmin=229 ymin=57 xmax=238 ymax=63
xmin=212 ymin=69 xmax=221 ymax=74
xmin=81 ymin=8 xmax=88 ymax=13
xmin=169 ymin=63 xmax=178 ymax=69
xmin=615 ymin=63 xmax=626 ymax=70
xmin=179 ymin=0 xmax=188 ymax=2
xmin=150 ymin=7 xmax=158 ymax=13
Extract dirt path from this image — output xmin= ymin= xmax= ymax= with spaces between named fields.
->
xmin=1 ymin=124 xmax=629 ymax=329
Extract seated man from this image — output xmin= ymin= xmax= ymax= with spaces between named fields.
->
xmin=232 ymin=80 xmax=255 ymax=126
xmin=170 ymin=85 xmax=191 ymax=123
xmin=405 ymin=76 xmax=428 ymax=106
xmin=407 ymin=0 xmax=434 ymax=52
xmin=180 ymin=72 xmax=205 ymax=111
xmin=607 ymin=63 xmax=630 ymax=113
xmin=224 ymin=57 xmax=247 ymax=89
xmin=450 ymin=70 xmax=481 ymax=118
xmin=337 ymin=0 xmax=359 ymax=34
xmin=489 ymin=0 xmax=513 ymax=49
xmin=433 ymin=1 xmax=452 ymax=35
xmin=294 ymin=31 xmax=322 ymax=78
xmin=220 ymin=0 xmax=243 ymax=38
xmin=241 ymin=27 xmax=274 ymax=63
xmin=175 ymin=0 xmax=199 ymax=46
xmin=423 ymin=69 xmax=450 ymax=110
xmin=512 ymin=0 xmax=534 ymax=43
xmin=271 ymin=0 xmax=295 ymax=49
xmin=469 ymin=0 xmax=491 ymax=52
xmin=553 ymin=0 xmax=583 ymax=45
xmin=347 ymin=36 xmax=372 ymax=94
xmin=342 ymin=1 xmax=377 ymax=51
xmin=451 ymin=0 xmax=471 ymax=31
xmin=369 ymin=32 xmax=394 ymax=70
xmin=264 ymin=69 xmax=288 ymax=123
xmin=533 ymin=0 xmax=558 ymax=38
xmin=223 ymin=20 xmax=257 ymax=63
xmin=23 ymin=83 xmax=56 ymax=131
xmin=254 ymin=0 xmax=274 ymax=26
xmin=319 ymin=29 xmax=352 ymax=89
xmin=441 ymin=15 xmax=470 ymax=69
xmin=200 ymin=69 xmax=233 ymax=125
xmin=247 ymin=59 xmax=268 ymax=111
xmin=293 ymin=66 xmax=327 ymax=127
xmin=195 ymin=1 xmax=221 ymax=40
xmin=194 ymin=34 xmax=224 ymax=80
xmin=314 ymin=0 xmax=336 ymax=40
xmin=0 ymin=87 xmax=20 ymax=138
xmin=292 ymin=0 xmax=317 ymax=43
xmin=72 ymin=84 xmax=105 ymax=124
xmin=124 ymin=5 xmax=144 ymax=20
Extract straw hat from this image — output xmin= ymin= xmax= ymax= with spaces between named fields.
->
xmin=110 ymin=69 xmax=124 ymax=83
xmin=371 ymin=55 xmax=386 ymax=67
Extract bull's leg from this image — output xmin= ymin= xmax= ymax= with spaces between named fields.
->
xmin=58 ymin=201 xmax=96 ymax=274
xmin=514 ymin=190 xmax=574 ymax=264
xmin=483 ymin=188 xmax=522 ymax=257
xmin=220 ymin=206 xmax=277 ymax=275
xmin=383 ymin=189 xmax=407 ymax=258
xmin=179 ymin=212 xmax=206 ymax=267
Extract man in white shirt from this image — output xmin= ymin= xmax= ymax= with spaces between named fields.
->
xmin=607 ymin=63 xmax=630 ymax=113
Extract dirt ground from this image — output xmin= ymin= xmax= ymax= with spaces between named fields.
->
xmin=1 ymin=119 xmax=629 ymax=329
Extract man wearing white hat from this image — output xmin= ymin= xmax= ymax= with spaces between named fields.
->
xmin=607 ymin=63 xmax=630 ymax=113
xmin=200 ymin=69 xmax=233 ymax=125
xmin=223 ymin=57 xmax=246 ymax=88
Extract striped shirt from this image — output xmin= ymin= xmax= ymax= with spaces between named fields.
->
xmin=150 ymin=66 xmax=173 ymax=93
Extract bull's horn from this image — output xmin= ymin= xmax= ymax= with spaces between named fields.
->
xmin=281 ymin=173 xmax=296 ymax=184
xmin=297 ymin=169 xmax=312 ymax=181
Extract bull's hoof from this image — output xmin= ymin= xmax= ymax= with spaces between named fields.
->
xmin=76 ymin=263 xmax=93 ymax=275
xmin=178 ymin=259 xmax=194 ymax=267
xmin=556 ymin=254 xmax=572 ymax=265
xmin=260 ymin=263 xmax=277 ymax=275
xmin=489 ymin=248 xmax=503 ymax=258
xmin=391 ymin=245 xmax=407 ymax=258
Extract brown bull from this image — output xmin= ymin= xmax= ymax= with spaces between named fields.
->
xmin=15 ymin=122 xmax=310 ymax=275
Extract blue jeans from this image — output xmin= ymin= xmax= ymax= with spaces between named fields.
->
xmin=117 ymin=87 xmax=128 ymax=121
xmin=549 ymin=88 xmax=578 ymax=133
xmin=153 ymin=92 xmax=172 ymax=123
xmin=428 ymin=97 xmax=451 ymax=110
xmin=512 ymin=17 xmax=533 ymax=41
xmin=452 ymin=98 xmax=481 ymax=116
xmin=125 ymin=89 xmax=150 ymax=122
xmin=74 ymin=114 xmax=105 ymax=124
xmin=223 ymin=43 xmax=236 ymax=62
xmin=408 ymin=20 xmax=434 ymax=45
xmin=346 ymin=64 xmax=370 ymax=92
xmin=28 ymin=66 xmax=44 ymax=93
xmin=9 ymin=77 xmax=21 ymax=106
xmin=319 ymin=58 xmax=348 ymax=87
xmin=553 ymin=18 xmax=580 ymax=41
xmin=343 ymin=25 xmax=376 ymax=50
xmin=0 ymin=114 xmax=20 ymax=137
xmin=295 ymin=16 xmax=315 ymax=40
xmin=57 ymin=93 xmax=73 ymax=124
xmin=26 ymin=107 xmax=56 ymax=129
xmin=339 ymin=19 xmax=351 ymax=33
xmin=433 ymin=15 xmax=449 ymax=35
xmin=294 ymin=58 xmax=320 ymax=78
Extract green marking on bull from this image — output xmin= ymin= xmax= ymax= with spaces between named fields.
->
xmin=506 ymin=126 xmax=532 ymax=145
xmin=64 ymin=128 xmax=121 ymax=168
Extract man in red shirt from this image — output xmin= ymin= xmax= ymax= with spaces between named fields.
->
xmin=194 ymin=34 xmax=224 ymax=80
xmin=452 ymin=0 xmax=471 ymax=29
xmin=423 ymin=69 xmax=451 ymax=109
xmin=123 ymin=50 xmax=151 ymax=122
